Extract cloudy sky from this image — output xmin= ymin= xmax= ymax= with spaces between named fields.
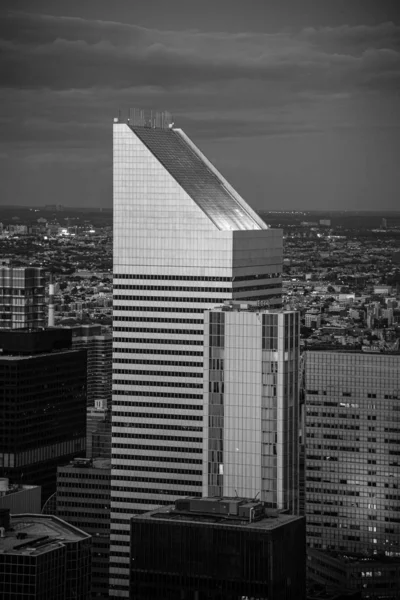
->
xmin=1 ymin=0 xmax=399 ymax=211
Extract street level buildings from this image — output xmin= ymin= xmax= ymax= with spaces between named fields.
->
xmin=130 ymin=496 xmax=306 ymax=600
xmin=0 ymin=267 xmax=45 ymax=330
xmin=203 ymin=304 xmax=300 ymax=513
xmin=0 ymin=329 xmax=87 ymax=503
xmin=111 ymin=112 xmax=283 ymax=596
xmin=0 ymin=510 xmax=91 ymax=600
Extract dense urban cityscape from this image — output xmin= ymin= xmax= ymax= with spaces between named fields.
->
xmin=2 ymin=1 xmax=400 ymax=599
xmin=0 ymin=113 xmax=399 ymax=600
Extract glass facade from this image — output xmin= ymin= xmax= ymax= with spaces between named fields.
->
xmin=0 ymin=346 xmax=87 ymax=503
xmin=305 ymin=350 xmax=400 ymax=556
xmin=203 ymin=307 xmax=300 ymax=513
xmin=111 ymin=119 xmax=283 ymax=596
xmin=130 ymin=508 xmax=306 ymax=600
xmin=0 ymin=514 xmax=91 ymax=600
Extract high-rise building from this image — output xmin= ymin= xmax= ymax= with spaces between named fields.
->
xmin=86 ymin=405 xmax=111 ymax=459
xmin=0 ymin=509 xmax=91 ymax=600
xmin=305 ymin=349 xmax=400 ymax=554
xmin=130 ymin=496 xmax=306 ymax=600
xmin=0 ymin=329 xmax=87 ymax=503
xmin=304 ymin=349 xmax=400 ymax=597
xmin=0 ymin=266 xmax=45 ymax=330
xmin=57 ymin=457 xmax=111 ymax=600
xmin=203 ymin=303 xmax=300 ymax=513
xmin=111 ymin=112 xmax=283 ymax=596
xmin=67 ymin=325 xmax=112 ymax=408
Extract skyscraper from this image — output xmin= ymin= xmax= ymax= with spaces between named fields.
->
xmin=203 ymin=303 xmax=300 ymax=513
xmin=0 ymin=329 xmax=87 ymax=503
xmin=130 ymin=497 xmax=306 ymax=600
xmin=68 ymin=324 xmax=112 ymax=408
xmin=0 ymin=266 xmax=45 ymax=330
xmin=111 ymin=111 xmax=283 ymax=596
xmin=57 ymin=457 xmax=111 ymax=600
xmin=305 ymin=349 xmax=400 ymax=555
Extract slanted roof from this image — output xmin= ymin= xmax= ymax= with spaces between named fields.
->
xmin=129 ymin=125 xmax=267 ymax=232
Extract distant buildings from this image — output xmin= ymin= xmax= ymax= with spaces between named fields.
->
xmin=203 ymin=303 xmax=300 ymax=513
xmin=57 ymin=457 xmax=111 ymax=600
xmin=0 ymin=329 xmax=87 ymax=503
xmin=130 ymin=496 xmax=306 ymax=600
xmin=0 ymin=266 xmax=45 ymax=329
xmin=111 ymin=113 xmax=283 ymax=595
xmin=0 ymin=509 xmax=91 ymax=600
xmin=304 ymin=349 xmax=400 ymax=596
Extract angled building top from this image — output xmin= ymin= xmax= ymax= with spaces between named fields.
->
xmin=115 ymin=112 xmax=268 ymax=232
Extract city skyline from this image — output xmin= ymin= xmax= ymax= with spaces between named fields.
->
xmin=1 ymin=0 xmax=400 ymax=211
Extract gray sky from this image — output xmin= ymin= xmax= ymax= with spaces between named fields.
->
xmin=1 ymin=0 xmax=400 ymax=210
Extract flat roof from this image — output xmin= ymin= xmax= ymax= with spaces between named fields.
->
xmin=134 ymin=505 xmax=303 ymax=532
xmin=0 ymin=348 xmax=85 ymax=361
xmin=59 ymin=457 xmax=111 ymax=470
xmin=0 ymin=514 xmax=90 ymax=556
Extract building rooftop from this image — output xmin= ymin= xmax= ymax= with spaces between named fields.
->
xmin=129 ymin=124 xmax=267 ymax=232
xmin=0 ymin=514 xmax=91 ymax=556
xmin=61 ymin=457 xmax=111 ymax=470
xmin=210 ymin=302 xmax=292 ymax=314
xmin=0 ymin=482 xmax=40 ymax=497
xmin=134 ymin=497 xmax=303 ymax=531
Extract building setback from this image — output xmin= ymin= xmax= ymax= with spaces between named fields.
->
xmin=111 ymin=112 xmax=283 ymax=596
xmin=203 ymin=304 xmax=300 ymax=513
xmin=130 ymin=496 xmax=306 ymax=600
xmin=0 ymin=267 xmax=45 ymax=330
xmin=0 ymin=510 xmax=91 ymax=600
xmin=0 ymin=329 xmax=87 ymax=503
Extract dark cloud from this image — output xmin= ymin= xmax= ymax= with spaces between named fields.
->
xmin=1 ymin=8 xmax=400 ymax=210
xmin=1 ymin=11 xmax=399 ymax=93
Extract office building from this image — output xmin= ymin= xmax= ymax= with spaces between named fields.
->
xmin=67 ymin=325 xmax=112 ymax=408
xmin=87 ymin=405 xmax=112 ymax=459
xmin=111 ymin=110 xmax=283 ymax=595
xmin=304 ymin=349 xmax=400 ymax=597
xmin=0 ymin=479 xmax=41 ymax=514
xmin=307 ymin=548 xmax=400 ymax=599
xmin=57 ymin=457 xmax=111 ymax=599
xmin=0 ymin=266 xmax=45 ymax=330
xmin=0 ymin=329 xmax=87 ymax=503
xmin=305 ymin=349 xmax=400 ymax=554
xmin=203 ymin=303 xmax=300 ymax=513
xmin=0 ymin=509 xmax=91 ymax=600
xmin=130 ymin=496 xmax=305 ymax=600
